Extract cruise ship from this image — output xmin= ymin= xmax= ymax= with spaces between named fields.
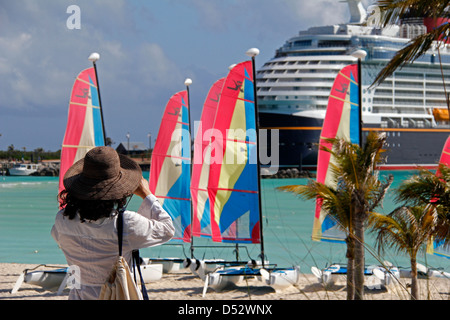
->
xmin=257 ymin=0 xmax=450 ymax=170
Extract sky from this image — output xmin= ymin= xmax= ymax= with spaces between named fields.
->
xmin=0 ymin=0 xmax=372 ymax=152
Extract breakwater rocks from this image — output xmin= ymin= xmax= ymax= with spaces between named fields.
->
xmin=31 ymin=163 xmax=60 ymax=176
xmin=0 ymin=162 xmax=60 ymax=176
xmin=261 ymin=168 xmax=316 ymax=179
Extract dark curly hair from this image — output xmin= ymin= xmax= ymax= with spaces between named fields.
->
xmin=58 ymin=190 xmax=128 ymax=222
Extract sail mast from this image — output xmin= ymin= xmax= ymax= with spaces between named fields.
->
xmin=185 ymin=78 xmax=194 ymax=259
xmin=351 ymin=49 xmax=366 ymax=148
xmin=246 ymin=48 xmax=265 ymax=267
xmin=88 ymin=52 xmax=107 ymax=145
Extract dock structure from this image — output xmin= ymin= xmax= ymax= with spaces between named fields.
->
xmin=0 ymin=162 xmax=14 ymax=175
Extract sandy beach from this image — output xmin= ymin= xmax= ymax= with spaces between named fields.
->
xmin=1 ymin=263 xmax=449 ymax=301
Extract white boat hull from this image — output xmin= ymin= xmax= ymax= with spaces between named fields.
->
xmin=427 ymin=269 xmax=450 ymax=279
xmin=137 ymin=263 xmax=163 ymax=283
xmin=371 ymin=266 xmax=400 ymax=287
xmin=311 ymin=265 xmax=340 ymax=288
xmin=184 ymin=258 xmax=225 ymax=281
xmin=9 ymin=164 xmax=38 ymax=176
xmin=25 ymin=269 xmax=67 ymax=290
xmin=207 ymin=270 xmax=244 ymax=292
xmin=260 ymin=266 xmax=301 ymax=292
xmin=143 ymin=257 xmax=185 ymax=273
xmin=11 ymin=267 xmax=68 ymax=294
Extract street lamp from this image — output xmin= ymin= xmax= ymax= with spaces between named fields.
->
xmin=88 ymin=52 xmax=100 ymax=63
xmin=126 ymin=132 xmax=130 ymax=155
xmin=351 ymin=49 xmax=367 ymax=147
xmin=147 ymin=133 xmax=152 ymax=161
xmin=147 ymin=133 xmax=152 ymax=150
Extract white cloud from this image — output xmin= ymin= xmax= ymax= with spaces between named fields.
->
xmin=287 ymin=1 xmax=349 ymax=27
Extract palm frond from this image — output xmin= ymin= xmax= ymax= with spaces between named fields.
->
xmin=369 ymin=174 xmax=394 ymax=211
xmin=372 ymin=22 xmax=450 ymax=86
xmin=376 ymin=0 xmax=450 ymax=27
xmin=396 ymin=165 xmax=449 ymax=205
xmin=370 ymin=204 xmax=438 ymax=258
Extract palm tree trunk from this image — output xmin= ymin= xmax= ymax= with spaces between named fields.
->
xmin=345 ymin=236 xmax=355 ymax=300
xmin=353 ymin=211 xmax=365 ymax=300
xmin=410 ymin=257 xmax=419 ymax=300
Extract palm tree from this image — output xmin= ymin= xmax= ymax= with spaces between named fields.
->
xmin=370 ymin=164 xmax=450 ymax=299
xmin=369 ymin=205 xmax=437 ymax=300
xmin=281 ymin=170 xmax=356 ymax=299
xmin=396 ymin=164 xmax=450 ymax=242
xmin=278 ymin=131 xmax=393 ymax=299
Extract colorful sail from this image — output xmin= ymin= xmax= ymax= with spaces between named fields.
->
xmin=437 ymin=136 xmax=450 ymax=171
xmin=150 ymin=91 xmax=191 ymax=242
xmin=59 ymin=67 xmax=105 ymax=194
xmin=427 ymin=135 xmax=450 ymax=258
xmin=208 ymin=61 xmax=260 ymax=243
xmin=191 ymin=78 xmax=225 ymax=238
xmin=312 ymin=64 xmax=360 ymax=242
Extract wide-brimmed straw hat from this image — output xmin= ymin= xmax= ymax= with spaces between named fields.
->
xmin=63 ymin=146 xmax=142 ymax=200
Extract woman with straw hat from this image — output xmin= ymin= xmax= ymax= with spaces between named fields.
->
xmin=51 ymin=146 xmax=175 ymax=300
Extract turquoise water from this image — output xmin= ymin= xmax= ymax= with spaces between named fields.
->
xmin=0 ymin=171 xmax=448 ymax=273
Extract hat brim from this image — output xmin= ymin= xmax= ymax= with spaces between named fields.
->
xmin=63 ymin=154 xmax=142 ymax=200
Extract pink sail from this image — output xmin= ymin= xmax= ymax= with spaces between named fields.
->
xmin=427 ymin=135 xmax=450 ymax=259
xmin=59 ymin=67 xmax=104 ymax=195
xmin=437 ymin=136 xmax=450 ymax=175
xmin=149 ymin=91 xmax=191 ymax=242
xmin=207 ymin=61 xmax=260 ymax=243
xmin=313 ymin=64 xmax=359 ymax=242
xmin=191 ymin=78 xmax=225 ymax=238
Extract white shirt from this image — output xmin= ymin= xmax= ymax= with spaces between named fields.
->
xmin=51 ymin=194 xmax=175 ymax=300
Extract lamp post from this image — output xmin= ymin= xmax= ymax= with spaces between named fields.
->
xmin=126 ymin=132 xmax=130 ymax=155
xmin=147 ymin=132 xmax=152 ymax=160
xmin=351 ymin=49 xmax=367 ymax=148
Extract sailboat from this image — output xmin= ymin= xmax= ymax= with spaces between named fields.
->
xmin=308 ymin=62 xmax=446 ymax=287
xmin=186 ymin=69 xmax=256 ymax=288
xmin=147 ymin=80 xmax=193 ymax=273
xmin=425 ymin=136 xmax=450 ymax=279
xmin=305 ymin=62 xmax=365 ymax=286
xmin=191 ymin=77 xmax=224 ymax=240
xmin=198 ymin=49 xmax=301 ymax=294
xmin=184 ymin=76 xmax=232 ymax=277
xmin=12 ymin=53 xmax=107 ymax=295
xmin=308 ymin=62 xmax=400 ymax=288
xmin=58 ymin=53 xmax=106 ymax=194
xmin=312 ymin=63 xmax=360 ymax=243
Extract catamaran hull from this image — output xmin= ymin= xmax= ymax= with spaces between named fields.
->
xmin=184 ymin=259 xmax=227 ymax=281
xmin=260 ymin=266 xmax=301 ymax=292
xmin=208 ymin=272 xmax=243 ymax=292
xmin=143 ymin=257 xmax=185 ymax=274
xmin=137 ymin=263 xmax=163 ymax=282
xmin=22 ymin=269 xmax=68 ymax=292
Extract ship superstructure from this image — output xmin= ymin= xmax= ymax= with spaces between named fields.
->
xmin=257 ymin=0 xmax=450 ymax=169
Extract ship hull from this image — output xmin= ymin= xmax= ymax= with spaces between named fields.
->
xmin=259 ymin=112 xmax=450 ymax=170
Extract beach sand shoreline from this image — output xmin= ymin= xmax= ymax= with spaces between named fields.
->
xmin=1 ymin=263 xmax=449 ymax=301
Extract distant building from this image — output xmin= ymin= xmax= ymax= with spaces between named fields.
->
xmin=116 ymin=141 xmax=148 ymax=156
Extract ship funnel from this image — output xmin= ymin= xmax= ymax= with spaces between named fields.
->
xmin=346 ymin=0 xmax=367 ymax=24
